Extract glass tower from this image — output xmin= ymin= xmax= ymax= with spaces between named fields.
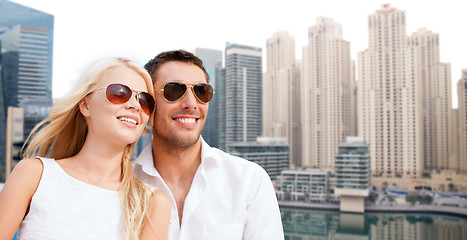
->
xmin=0 ymin=0 xmax=54 ymax=174
xmin=223 ymin=43 xmax=262 ymax=147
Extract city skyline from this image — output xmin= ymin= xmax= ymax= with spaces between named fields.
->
xmin=9 ymin=0 xmax=467 ymax=108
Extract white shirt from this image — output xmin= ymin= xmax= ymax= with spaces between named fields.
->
xmin=18 ymin=157 xmax=122 ymax=240
xmin=134 ymin=138 xmax=284 ymax=240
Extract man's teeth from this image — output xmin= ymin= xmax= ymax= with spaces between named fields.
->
xmin=176 ymin=118 xmax=196 ymax=124
xmin=118 ymin=117 xmax=137 ymax=125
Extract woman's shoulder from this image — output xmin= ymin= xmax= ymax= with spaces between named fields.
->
xmin=3 ymin=158 xmax=45 ymax=199
xmin=14 ymin=158 xmax=44 ymax=176
xmin=149 ymin=189 xmax=170 ymax=210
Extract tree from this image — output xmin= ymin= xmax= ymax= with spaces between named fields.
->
xmin=368 ymin=192 xmax=378 ymax=204
xmin=422 ymin=195 xmax=433 ymax=204
xmin=406 ymin=194 xmax=417 ymax=205
xmin=382 ymin=181 xmax=388 ymax=191
xmin=448 ymin=183 xmax=456 ymax=192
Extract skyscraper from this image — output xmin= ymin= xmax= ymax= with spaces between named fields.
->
xmin=264 ymin=31 xmax=302 ymax=167
xmin=301 ymin=17 xmax=352 ymax=169
xmin=0 ymin=0 xmax=54 ymax=171
xmin=457 ymin=69 xmax=467 ymax=173
xmin=359 ymin=4 xmax=420 ymax=178
xmin=193 ymin=48 xmax=223 ymax=148
xmin=407 ymin=28 xmax=451 ymax=171
xmin=359 ymin=4 xmax=452 ymax=178
xmin=222 ymin=43 xmax=262 ymax=146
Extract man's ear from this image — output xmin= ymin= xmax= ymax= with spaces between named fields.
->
xmin=79 ymin=96 xmax=91 ymax=117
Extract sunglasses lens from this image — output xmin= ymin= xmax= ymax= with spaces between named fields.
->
xmin=194 ymin=83 xmax=214 ymax=103
xmin=106 ymin=84 xmax=131 ymax=104
xmin=138 ymin=92 xmax=155 ymax=115
xmin=164 ymin=82 xmax=187 ymax=102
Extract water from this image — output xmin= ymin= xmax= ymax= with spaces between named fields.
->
xmin=281 ymin=207 xmax=467 ymax=240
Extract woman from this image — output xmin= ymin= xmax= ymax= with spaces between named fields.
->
xmin=0 ymin=57 xmax=170 ymax=240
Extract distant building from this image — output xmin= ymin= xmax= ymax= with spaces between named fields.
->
xmin=5 ymin=107 xmax=23 ymax=179
xmin=0 ymin=0 xmax=54 ymax=173
xmin=301 ymin=17 xmax=353 ymax=169
xmin=20 ymin=98 xmax=52 ymax=140
xmin=458 ymin=69 xmax=467 ymax=173
xmin=194 ymin=48 xmax=223 ymax=148
xmin=334 ymin=136 xmax=370 ymax=213
xmin=277 ymin=168 xmax=330 ymax=202
xmin=227 ymin=137 xmax=289 ymax=180
xmin=335 ymin=137 xmax=370 ymax=190
xmin=264 ymin=31 xmax=301 ymax=167
xmin=407 ymin=28 xmax=451 ymax=172
xmin=359 ymin=4 xmax=452 ymax=178
xmin=221 ymin=43 xmax=262 ymax=147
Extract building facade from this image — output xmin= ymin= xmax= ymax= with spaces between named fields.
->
xmin=406 ymin=28 xmax=451 ymax=171
xmin=301 ymin=17 xmax=352 ymax=169
xmin=263 ymin=31 xmax=301 ymax=167
xmin=0 ymin=0 xmax=54 ymax=172
xmin=359 ymin=4 xmax=413 ymax=178
xmin=222 ymin=43 xmax=262 ymax=146
xmin=278 ymin=168 xmax=330 ymax=202
xmin=335 ymin=137 xmax=370 ymax=191
xmin=359 ymin=4 xmax=453 ymax=178
xmin=458 ymin=69 xmax=467 ymax=173
xmin=227 ymin=137 xmax=289 ymax=180
xmin=334 ymin=136 xmax=370 ymax=213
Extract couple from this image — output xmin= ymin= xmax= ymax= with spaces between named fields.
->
xmin=0 ymin=50 xmax=284 ymax=240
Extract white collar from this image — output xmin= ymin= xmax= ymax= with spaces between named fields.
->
xmin=134 ymin=136 xmax=218 ymax=177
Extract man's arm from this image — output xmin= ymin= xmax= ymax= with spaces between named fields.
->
xmin=244 ymin=165 xmax=284 ymax=240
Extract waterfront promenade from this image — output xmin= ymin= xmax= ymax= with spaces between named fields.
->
xmin=279 ymin=200 xmax=467 ymax=217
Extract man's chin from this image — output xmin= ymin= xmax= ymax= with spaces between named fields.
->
xmin=155 ymin=132 xmax=201 ymax=150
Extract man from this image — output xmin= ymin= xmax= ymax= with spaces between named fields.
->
xmin=134 ymin=50 xmax=284 ymax=239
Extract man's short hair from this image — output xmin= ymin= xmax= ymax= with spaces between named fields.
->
xmin=144 ymin=49 xmax=210 ymax=83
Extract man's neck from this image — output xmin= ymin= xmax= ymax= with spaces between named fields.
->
xmin=151 ymin=139 xmax=202 ymax=226
xmin=151 ymin=138 xmax=202 ymax=184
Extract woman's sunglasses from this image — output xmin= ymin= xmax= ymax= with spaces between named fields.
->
xmin=160 ymin=82 xmax=214 ymax=103
xmin=93 ymin=83 xmax=155 ymax=115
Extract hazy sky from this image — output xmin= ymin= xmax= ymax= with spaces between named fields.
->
xmin=11 ymin=0 xmax=466 ymax=107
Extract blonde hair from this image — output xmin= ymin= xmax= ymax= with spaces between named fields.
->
xmin=23 ymin=57 xmax=154 ymax=240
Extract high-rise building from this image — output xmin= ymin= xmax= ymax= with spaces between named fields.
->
xmin=193 ymin=48 xmax=223 ymax=148
xmin=0 ymin=0 xmax=54 ymax=171
xmin=449 ymin=108 xmax=459 ymax=170
xmin=457 ymin=69 xmax=467 ymax=173
xmin=359 ymin=4 xmax=452 ymax=178
xmin=216 ymin=67 xmax=227 ymax=150
xmin=264 ymin=31 xmax=301 ymax=167
xmin=407 ymin=28 xmax=451 ymax=171
xmin=222 ymin=43 xmax=262 ymax=146
xmin=359 ymin=4 xmax=412 ymax=178
xmin=301 ymin=17 xmax=352 ymax=169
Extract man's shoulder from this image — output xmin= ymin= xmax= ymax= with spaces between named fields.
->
xmin=206 ymin=147 xmax=268 ymax=176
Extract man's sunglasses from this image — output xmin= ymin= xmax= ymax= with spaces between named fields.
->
xmin=160 ymin=82 xmax=214 ymax=103
xmin=93 ymin=83 xmax=155 ymax=115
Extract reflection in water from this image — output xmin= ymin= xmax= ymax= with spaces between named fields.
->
xmin=280 ymin=207 xmax=467 ymax=240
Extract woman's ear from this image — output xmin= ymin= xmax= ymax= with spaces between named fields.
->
xmin=79 ymin=96 xmax=91 ymax=117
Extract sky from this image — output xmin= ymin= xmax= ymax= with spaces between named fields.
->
xmin=11 ymin=0 xmax=467 ymax=107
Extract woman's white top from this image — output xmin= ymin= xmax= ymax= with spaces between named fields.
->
xmin=17 ymin=157 xmax=123 ymax=240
